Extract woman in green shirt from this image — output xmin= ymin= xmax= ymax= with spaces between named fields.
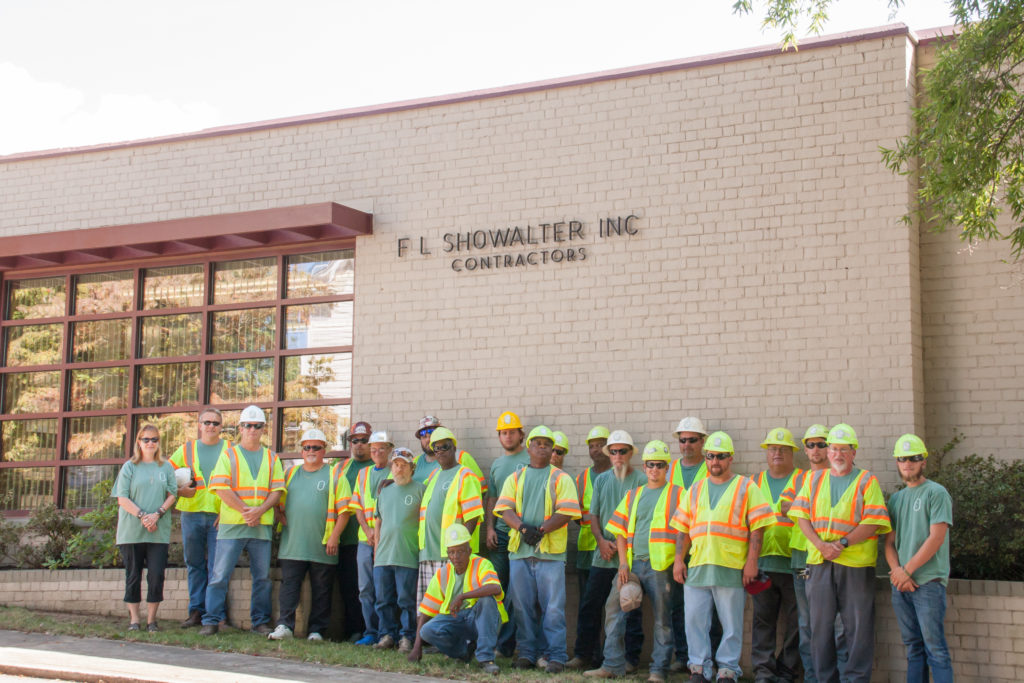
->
xmin=113 ymin=424 xmax=177 ymax=632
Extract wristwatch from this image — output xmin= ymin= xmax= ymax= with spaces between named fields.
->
xmin=839 ymin=537 xmax=849 ymax=548
xmin=136 ymin=510 xmax=145 ymax=519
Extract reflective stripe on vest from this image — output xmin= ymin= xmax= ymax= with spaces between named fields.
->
xmin=686 ymin=476 xmax=757 ymax=570
xmin=217 ymin=445 xmax=276 ymax=527
xmin=623 ymin=484 xmax=683 ymax=571
xmin=799 ymin=469 xmax=885 ymax=567
xmin=420 ymin=555 xmax=508 ymax=622
xmin=418 ymin=466 xmax=482 ymax=555
xmin=756 ymin=469 xmax=801 ymax=558
xmin=576 ymin=468 xmax=597 ymax=552
xmin=505 ymin=467 xmax=578 ymax=555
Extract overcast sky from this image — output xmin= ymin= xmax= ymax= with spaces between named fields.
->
xmin=0 ymin=0 xmax=955 ymax=156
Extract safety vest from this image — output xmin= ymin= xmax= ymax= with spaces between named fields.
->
xmin=208 ymin=445 xmax=283 ymax=527
xmin=784 ymin=470 xmax=813 ymax=553
xmin=670 ymin=475 xmax=773 ymax=570
xmin=419 ymin=465 xmax=484 ymax=555
xmin=670 ymin=459 xmax=708 ymax=490
xmin=787 ymin=468 xmax=892 ymax=568
xmin=606 ymin=483 xmax=684 ymax=571
xmin=351 ymin=466 xmax=390 ymax=542
xmin=497 ymin=466 xmax=581 ymax=555
xmin=414 ymin=450 xmax=487 ymax=494
xmin=755 ymin=469 xmax=802 ymax=558
xmin=281 ymin=463 xmax=352 ymax=544
xmin=418 ymin=554 xmax=508 ymax=623
xmin=169 ymin=439 xmax=230 ymax=513
xmin=576 ymin=467 xmax=597 ymax=552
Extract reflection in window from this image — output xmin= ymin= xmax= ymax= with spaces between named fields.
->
xmin=1 ymin=419 xmax=58 ymax=462
xmin=3 ymin=324 xmax=62 ymax=366
xmin=72 ymin=319 xmax=131 ymax=362
xmin=75 ymin=271 xmax=133 ymax=315
xmin=286 ymin=249 xmax=354 ymax=298
xmin=7 ymin=277 xmax=65 ymax=320
xmin=211 ymin=308 xmax=275 ymax=354
xmin=2 ymin=371 xmax=60 ymax=414
xmin=140 ymin=314 xmax=202 ymax=358
xmin=218 ymin=408 xmax=272 ymax=448
xmin=213 ymin=258 xmax=277 ymax=304
xmin=135 ymin=413 xmax=198 ymax=454
xmin=66 ymin=416 xmax=126 ymax=460
xmin=209 ymin=358 xmax=274 ymax=404
xmin=283 ymin=353 xmax=352 ymax=400
xmin=69 ymin=367 xmax=128 ymax=411
xmin=138 ymin=363 xmax=199 ymax=408
xmin=63 ymin=465 xmax=119 ymax=509
xmin=0 ymin=467 xmax=54 ymax=510
xmin=284 ymin=301 xmax=352 ymax=349
xmin=143 ymin=265 xmax=205 ymax=309
xmin=280 ymin=405 xmax=350 ymax=453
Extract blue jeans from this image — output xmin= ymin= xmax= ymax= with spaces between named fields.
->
xmin=357 ymin=542 xmax=379 ymax=639
xmin=603 ymin=560 xmax=673 ymax=675
xmin=509 ymin=557 xmax=568 ymax=664
xmin=487 ymin=526 xmax=516 ymax=654
xmin=684 ymin=583 xmax=745 ymax=679
xmin=420 ymin=596 xmax=502 ymax=662
xmin=180 ymin=511 xmax=218 ymax=615
xmin=795 ymin=570 xmax=850 ymax=683
xmin=891 ymin=582 xmax=953 ymax=683
xmin=203 ymin=536 xmax=271 ymax=627
xmin=374 ymin=564 xmax=417 ymax=641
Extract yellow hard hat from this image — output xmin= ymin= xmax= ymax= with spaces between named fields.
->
xmin=496 ymin=411 xmax=523 ymax=431
xmin=526 ymin=425 xmax=555 ymax=447
xmin=893 ymin=434 xmax=928 ymax=458
xmin=553 ymin=431 xmax=570 ymax=454
xmin=703 ymin=431 xmax=735 ymax=455
xmin=445 ymin=523 xmax=472 ymax=546
xmin=586 ymin=425 xmax=610 ymax=442
xmin=641 ymin=440 xmax=671 ymax=462
xmin=761 ymin=427 xmax=799 ymax=450
xmin=827 ymin=423 xmax=858 ymax=449
xmin=429 ymin=426 xmax=458 ymax=448
xmin=802 ymin=424 xmax=829 ymax=444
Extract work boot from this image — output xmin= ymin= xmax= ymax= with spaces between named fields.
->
xmin=480 ymin=661 xmax=500 ymax=675
xmin=567 ymin=656 xmax=591 ymax=670
xmin=373 ymin=634 xmax=396 ymax=649
xmin=583 ymin=668 xmax=618 ymax=678
xmin=546 ymin=661 xmax=565 ymax=674
xmin=198 ymin=624 xmax=218 ymax=636
xmin=647 ymin=673 xmax=666 ymax=683
xmin=537 ymin=657 xmax=549 ymax=670
xmin=398 ymin=637 xmax=413 ymax=653
xmin=180 ymin=610 xmax=202 ymax=628
xmin=251 ymin=623 xmax=273 ymax=635
xmin=513 ymin=657 xmax=535 ymax=669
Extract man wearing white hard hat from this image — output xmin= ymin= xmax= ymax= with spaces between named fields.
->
xmin=568 ymin=429 xmax=644 ymax=672
xmin=267 ymin=428 xmax=352 ymax=641
xmin=408 ymin=523 xmax=505 ymax=675
xmin=169 ymin=407 xmax=232 ymax=628
xmin=200 ymin=405 xmax=285 ymax=636
xmin=349 ymin=431 xmax=394 ymax=646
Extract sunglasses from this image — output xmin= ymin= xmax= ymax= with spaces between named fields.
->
xmin=139 ymin=437 xmax=159 ymax=444
xmin=417 ymin=428 xmax=436 ymax=438
xmin=705 ymin=452 xmax=731 ymax=461
xmin=201 ymin=420 xmax=222 ymax=427
xmin=432 ymin=442 xmax=454 ymax=452
xmin=350 ymin=437 xmax=368 ymax=444
xmin=240 ymin=423 xmax=264 ymax=430
xmin=678 ymin=437 xmax=701 ymax=444
xmin=805 ymin=442 xmax=827 ymax=449
xmin=302 ymin=445 xmax=325 ymax=452
xmin=553 ymin=449 xmax=567 ymax=456
xmin=608 ymin=448 xmax=631 ymax=456
xmin=644 ymin=461 xmax=667 ymax=469
xmin=895 ymin=455 xmax=925 ymax=463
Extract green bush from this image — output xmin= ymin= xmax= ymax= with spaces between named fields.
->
xmin=50 ymin=479 xmax=121 ymax=569
xmin=13 ymin=504 xmax=77 ymax=568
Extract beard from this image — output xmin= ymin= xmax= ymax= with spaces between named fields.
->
xmin=613 ymin=463 xmax=629 ymax=481
xmin=899 ymin=470 xmax=924 ymax=484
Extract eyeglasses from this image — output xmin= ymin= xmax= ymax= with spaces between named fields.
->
xmin=139 ymin=437 xmax=159 ymax=444
xmin=895 ymin=455 xmax=925 ymax=463
xmin=302 ymin=445 xmax=325 ymax=452
xmin=608 ymin=448 xmax=631 ymax=456
xmin=201 ymin=420 xmax=222 ymax=427
xmin=705 ymin=452 xmax=731 ymax=461
xmin=805 ymin=442 xmax=827 ymax=449
xmin=678 ymin=437 xmax=701 ymax=444
xmin=240 ymin=423 xmax=264 ymax=430
xmin=432 ymin=442 xmax=454 ymax=452
xmin=350 ymin=437 xmax=368 ymax=444
xmin=644 ymin=461 xmax=668 ymax=469
xmin=417 ymin=428 xmax=436 ymax=438
xmin=553 ymin=449 xmax=567 ymax=456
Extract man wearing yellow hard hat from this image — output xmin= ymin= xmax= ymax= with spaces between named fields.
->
xmin=884 ymin=434 xmax=954 ymax=682
xmin=788 ymin=424 xmax=891 ymax=683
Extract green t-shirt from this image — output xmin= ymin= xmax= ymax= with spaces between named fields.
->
xmin=413 ymin=453 xmax=440 ymax=484
xmin=630 ymin=483 xmax=665 ymax=561
xmin=759 ymin=473 xmax=794 ymax=573
xmin=888 ymin=479 xmax=953 ymax=586
xmin=510 ymin=466 xmax=565 ymax=561
xmin=375 ymin=480 xmax=425 ymax=568
xmin=706 ymin=480 xmax=731 ymax=509
xmin=829 ymin=468 xmax=860 ymax=507
xmin=590 ymin=468 xmax=646 ymax=568
xmin=488 ymin=450 xmax=529 ymax=533
xmin=113 ymin=460 xmax=177 ymax=545
xmin=790 ymin=549 xmax=808 ymax=571
xmin=219 ymin=446 xmax=275 ymax=541
xmin=678 ymin=463 xmax=704 ymax=489
xmin=279 ymin=466 xmax=336 ymax=564
xmin=340 ymin=458 xmax=373 ymax=546
xmin=421 ymin=466 xmax=461 ymax=561
xmin=196 ymin=441 xmax=224 ymax=485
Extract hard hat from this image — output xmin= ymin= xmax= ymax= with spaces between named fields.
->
xmin=674 ymin=416 xmax=708 ymax=436
xmin=415 ymin=415 xmax=440 ymax=437
xmin=602 ymin=430 xmax=635 ymax=456
xmin=391 ymin=447 xmax=416 ymax=464
xmin=553 ymin=431 xmax=570 ymax=454
xmin=429 ymin=427 xmax=457 ymax=448
xmin=586 ymin=425 xmax=611 ymax=442
xmin=703 ymin=431 xmax=735 ymax=455
xmin=445 ymin=523 xmax=472 ymax=547
xmin=761 ymin=428 xmax=799 ymax=451
xmin=526 ymin=425 xmax=555 ymax=447
xmin=641 ymin=440 xmax=671 ymax=462
xmin=802 ymin=424 xmax=829 ymax=444
xmin=369 ymin=431 xmax=393 ymax=445
xmin=827 ymin=423 xmax=858 ymax=449
xmin=174 ymin=468 xmax=193 ymax=487
xmin=619 ymin=574 xmax=643 ymax=612
xmin=300 ymin=428 xmax=327 ymax=444
xmin=351 ymin=421 xmax=372 ymax=437
xmin=239 ymin=405 xmax=266 ymax=423
xmin=893 ymin=434 xmax=928 ymax=458
xmin=496 ymin=411 xmax=523 ymax=431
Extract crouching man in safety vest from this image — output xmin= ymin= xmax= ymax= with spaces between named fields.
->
xmin=408 ymin=523 xmax=505 ymax=675
xmin=584 ymin=440 xmax=684 ymax=683
xmin=671 ymin=431 xmax=773 ymax=682
xmin=200 ymin=405 xmax=285 ymax=636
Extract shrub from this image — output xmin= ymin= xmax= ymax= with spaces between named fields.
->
xmin=13 ymin=504 xmax=77 ymax=568
xmin=50 ymin=479 xmax=121 ymax=569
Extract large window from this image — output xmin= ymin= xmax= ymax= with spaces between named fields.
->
xmin=0 ymin=248 xmax=354 ymax=512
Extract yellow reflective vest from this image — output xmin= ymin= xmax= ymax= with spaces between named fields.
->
xmin=606 ymin=483 xmax=685 ymax=571
xmin=350 ymin=465 xmax=388 ymax=542
xmin=755 ymin=469 xmax=803 ymax=559
xmin=669 ymin=459 xmax=708 ymax=490
xmin=494 ymin=465 xmax=581 ymax=554
xmin=418 ymin=465 xmax=484 ymax=555
xmin=208 ymin=445 xmax=285 ymax=527
xmin=418 ymin=554 xmax=508 ymax=622
xmin=281 ymin=463 xmax=353 ymax=544
xmin=169 ymin=439 xmax=230 ymax=513
xmin=576 ymin=467 xmax=597 ymax=552
xmin=782 ymin=470 xmax=813 ymax=553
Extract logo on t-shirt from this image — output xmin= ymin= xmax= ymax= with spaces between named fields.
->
xmin=913 ymin=498 xmax=922 ymax=512
xmin=317 ymin=480 xmax=327 ymax=492
xmin=405 ymin=494 xmax=414 ymax=506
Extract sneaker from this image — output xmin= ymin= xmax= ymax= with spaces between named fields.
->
xmin=566 ymin=656 xmax=590 ymax=670
xmin=180 ymin=610 xmax=202 ymax=628
xmin=307 ymin=632 xmax=324 ymax=641
xmin=647 ymin=673 xmax=666 ymax=683
xmin=373 ymin=634 xmax=396 ymax=650
xmin=625 ymin=662 xmax=639 ymax=674
xmin=398 ymin=637 xmax=413 ymax=653
xmin=583 ymin=668 xmax=618 ymax=678
xmin=688 ymin=673 xmax=708 ymax=683
xmin=546 ymin=661 xmax=565 ymax=674
xmin=537 ymin=657 xmax=549 ymax=670
xmin=480 ymin=661 xmax=500 ymax=675
xmin=127 ymin=623 xmax=140 ymax=632
xmin=513 ymin=657 xmax=535 ymax=669
xmin=146 ymin=622 xmax=160 ymax=633
xmin=251 ymin=623 xmax=274 ymax=635
xmin=267 ymin=624 xmax=293 ymax=640
xmin=198 ymin=624 xmax=218 ymax=636
xmin=354 ymin=634 xmax=377 ymax=646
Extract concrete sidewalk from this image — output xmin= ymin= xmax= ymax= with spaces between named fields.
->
xmin=0 ymin=629 xmax=445 ymax=683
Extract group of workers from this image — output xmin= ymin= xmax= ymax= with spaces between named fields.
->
xmin=117 ymin=404 xmax=953 ymax=683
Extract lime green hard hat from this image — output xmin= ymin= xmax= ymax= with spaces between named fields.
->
xmin=827 ymin=423 xmax=858 ymax=449
xmin=893 ymin=434 xmax=928 ymax=458
xmin=586 ymin=425 xmax=611 ymax=442
xmin=429 ymin=427 xmax=457 ymax=448
xmin=526 ymin=425 xmax=555 ymax=447
xmin=445 ymin=523 xmax=472 ymax=546
xmin=641 ymin=440 xmax=671 ymax=462
xmin=553 ymin=431 xmax=570 ymax=454
xmin=761 ymin=427 xmax=799 ymax=450
xmin=703 ymin=431 xmax=735 ymax=455
xmin=802 ymin=424 xmax=829 ymax=444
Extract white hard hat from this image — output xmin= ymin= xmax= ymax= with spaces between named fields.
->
xmin=602 ymin=430 xmax=635 ymax=456
xmin=619 ymin=573 xmax=643 ymax=612
xmin=239 ymin=405 xmax=266 ymax=423
xmin=674 ymin=416 xmax=707 ymax=436
xmin=300 ymin=428 xmax=327 ymax=444
xmin=369 ymin=430 xmax=393 ymax=445
xmin=174 ymin=468 xmax=193 ymax=487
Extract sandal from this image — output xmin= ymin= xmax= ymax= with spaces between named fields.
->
xmin=128 ymin=623 xmax=140 ymax=631
xmin=147 ymin=622 xmax=160 ymax=632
